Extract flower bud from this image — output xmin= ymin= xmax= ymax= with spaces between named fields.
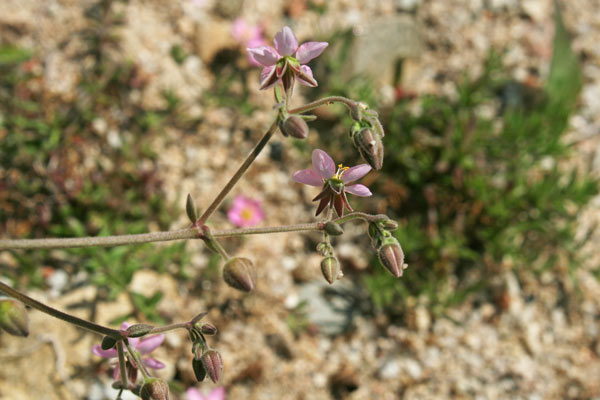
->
xmin=222 ymin=257 xmax=257 ymax=292
xmin=279 ymin=115 xmax=309 ymax=139
xmin=192 ymin=358 xmax=207 ymax=382
xmin=324 ymin=221 xmax=344 ymax=236
xmin=378 ymin=238 xmax=406 ymax=278
xmin=139 ymin=378 xmax=170 ymax=400
xmin=101 ymin=335 xmax=117 ymax=350
xmin=381 ymin=219 xmax=398 ymax=231
xmin=201 ymin=349 xmax=223 ymax=383
xmin=200 ymin=323 xmax=217 ymax=335
xmin=186 ymin=194 xmax=198 ymax=223
xmin=352 ymin=127 xmax=383 ymax=170
xmin=320 ymin=257 xmax=340 ymax=285
xmin=349 ymin=102 xmax=364 ymax=122
xmin=0 ymin=299 xmax=29 ymax=337
xmin=126 ymin=323 xmax=154 ymax=338
xmin=316 ymin=241 xmax=332 ymax=256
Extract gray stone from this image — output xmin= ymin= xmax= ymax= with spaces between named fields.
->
xmin=345 ymin=15 xmax=421 ymax=83
xmin=297 ymin=280 xmax=358 ymax=335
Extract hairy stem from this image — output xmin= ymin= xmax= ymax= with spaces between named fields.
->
xmin=117 ymin=341 xmax=128 ymax=389
xmin=0 ymin=281 xmax=120 ymax=337
xmin=0 ymin=223 xmax=323 ymax=250
xmin=197 ymin=119 xmax=278 ymax=224
xmin=288 ymin=96 xmax=357 ymax=115
xmin=126 ymin=342 xmax=150 ymax=379
xmin=148 ymin=322 xmax=189 ymax=335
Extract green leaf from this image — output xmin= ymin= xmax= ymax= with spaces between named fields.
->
xmin=0 ymin=46 xmax=31 ymax=65
xmin=546 ymin=0 xmax=581 ymax=108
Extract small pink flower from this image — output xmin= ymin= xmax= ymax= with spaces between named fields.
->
xmin=227 ymin=196 xmax=264 ymax=227
xmin=232 ymin=18 xmax=266 ymax=66
xmin=247 ymin=26 xmax=328 ymax=91
xmin=187 ymin=387 xmax=226 ymax=400
xmin=91 ymin=322 xmax=165 ymax=381
xmin=293 ymin=149 xmax=372 ymax=217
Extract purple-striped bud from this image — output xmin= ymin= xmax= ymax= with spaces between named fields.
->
xmin=200 ymin=323 xmax=217 ymax=335
xmin=201 ymin=349 xmax=223 ymax=383
xmin=279 ymin=115 xmax=309 ymax=139
xmin=0 ymin=299 xmax=29 ymax=337
xmin=139 ymin=378 xmax=170 ymax=400
xmin=320 ymin=257 xmax=340 ymax=285
xmin=223 ymin=257 xmax=257 ymax=292
xmin=352 ymin=127 xmax=384 ymax=170
xmin=378 ymin=239 xmax=406 ymax=278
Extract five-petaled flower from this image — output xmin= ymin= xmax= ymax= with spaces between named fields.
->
xmin=187 ymin=387 xmax=226 ymax=400
xmin=247 ymin=26 xmax=328 ymax=92
xmin=227 ymin=195 xmax=264 ymax=227
xmin=293 ymin=149 xmax=372 ymax=217
xmin=91 ymin=322 xmax=165 ymax=381
xmin=232 ymin=18 xmax=266 ymax=66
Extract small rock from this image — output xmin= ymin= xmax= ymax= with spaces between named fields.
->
xmin=379 ymin=358 xmax=400 ymax=380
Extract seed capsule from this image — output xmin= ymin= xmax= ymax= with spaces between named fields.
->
xmin=222 ymin=257 xmax=257 ymax=292
xmin=279 ymin=115 xmax=309 ymax=139
xmin=320 ymin=257 xmax=340 ymax=285
xmin=139 ymin=378 xmax=170 ymax=400
xmin=324 ymin=221 xmax=344 ymax=236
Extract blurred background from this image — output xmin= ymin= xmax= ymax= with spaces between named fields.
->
xmin=1 ymin=0 xmax=600 ymax=399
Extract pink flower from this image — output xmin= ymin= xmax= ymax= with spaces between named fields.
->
xmin=187 ymin=387 xmax=226 ymax=400
xmin=247 ymin=26 xmax=328 ymax=91
xmin=91 ymin=322 xmax=165 ymax=381
xmin=293 ymin=149 xmax=372 ymax=217
xmin=227 ymin=196 xmax=264 ymax=227
xmin=232 ymin=18 xmax=266 ymax=66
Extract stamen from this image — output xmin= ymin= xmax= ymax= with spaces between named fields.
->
xmin=334 ymin=164 xmax=350 ymax=179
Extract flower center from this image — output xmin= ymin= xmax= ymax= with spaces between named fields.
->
xmin=241 ymin=208 xmax=254 ymax=221
xmin=334 ymin=164 xmax=349 ymax=179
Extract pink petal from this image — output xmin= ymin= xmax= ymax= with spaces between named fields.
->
xmin=341 ymin=164 xmax=371 ymax=183
xmin=143 ymin=357 xmax=165 ymax=370
xmin=232 ymin=18 xmax=248 ymax=42
xmin=312 ymin=149 xmax=335 ymax=179
xmin=186 ymin=388 xmax=206 ymax=400
xmin=292 ymin=168 xmax=324 ymax=186
xmin=120 ymin=322 xmax=131 ymax=330
xmin=136 ymin=334 xmax=165 ymax=354
xmin=207 ymin=387 xmax=226 ymax=400
xmin=246 ymin=37 xmax=266 ymax=49
xmin=273 ymin=26 xmax=298 ymax=56
xmin=344 ymin=184 xmax=372 ymax=197
xmin=246 ymin=46 xmax=280 ymax=66
xmin=91 ymin=344 xmax=117 ymax=358
xmin=296 ymin=65 xmax=317 ymax=87
xmin=259 ymin=65 xmax=279 ymax=90
xmin=296 ymin=41 xmax=328 ymax=64
xmin=227 ymin=208 xmax=245 ymax=226
xmin=228 ymin=196 xmax=264 ymax=227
